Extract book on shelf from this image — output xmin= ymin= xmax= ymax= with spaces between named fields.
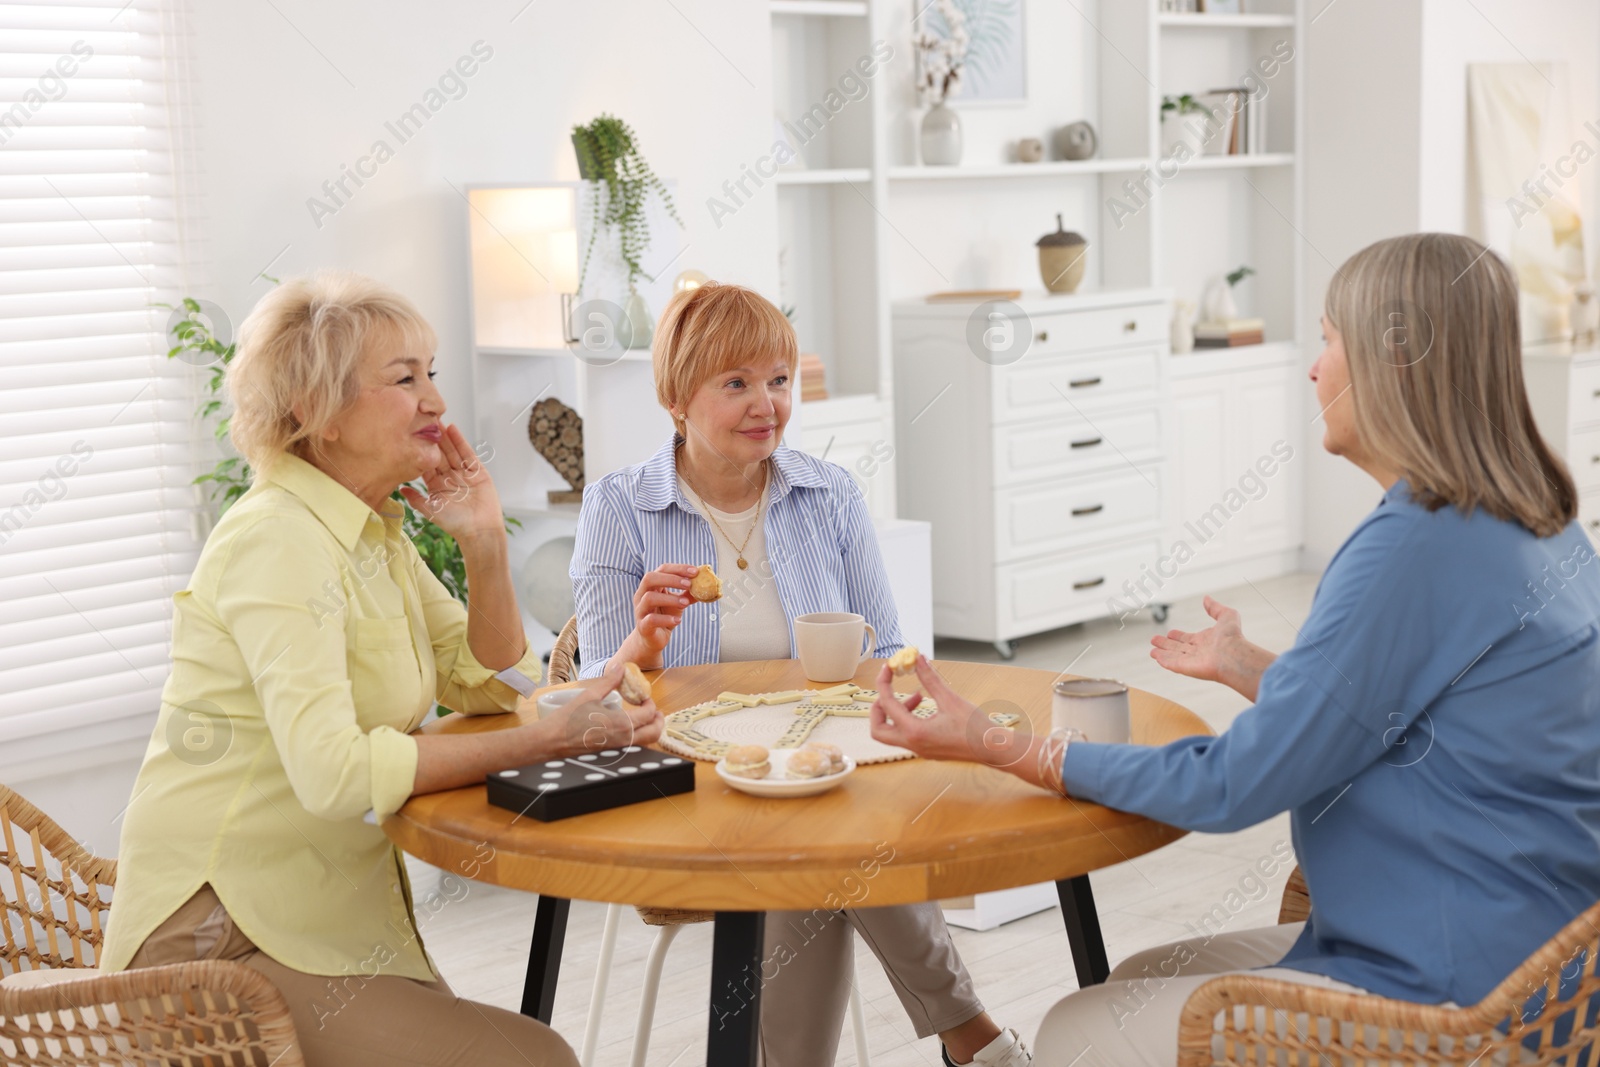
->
xmin=799 ymin=352 xmax=829 ymax=402
xmin=1202 ymin=87 xmax=1269 ymax=155
xmin=1194 ymin=318 xmax=1265 ymax=347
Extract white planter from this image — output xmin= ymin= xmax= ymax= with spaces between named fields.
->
xmin=1161 ymin=116 xmax=1208 ymax=162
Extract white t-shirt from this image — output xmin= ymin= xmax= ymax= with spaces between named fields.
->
xmin=678 ymin=475 xmax=792 ymax=663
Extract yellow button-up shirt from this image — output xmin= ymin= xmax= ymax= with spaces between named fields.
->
xmin=100 ymin=452 xmax=540 ymax=981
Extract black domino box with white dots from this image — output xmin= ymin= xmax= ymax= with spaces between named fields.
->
xmin=486 ymin=745 xmax=696 ymax=822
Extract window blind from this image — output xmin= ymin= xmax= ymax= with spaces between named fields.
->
xmin=0 ymin=0 xmax=204 ymax=757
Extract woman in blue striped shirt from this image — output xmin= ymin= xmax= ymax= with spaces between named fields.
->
xmin=571 ymin=283 xmax=1031 ymax=1067
xmin=871 ymin=233 xmax=1600 ymax=1065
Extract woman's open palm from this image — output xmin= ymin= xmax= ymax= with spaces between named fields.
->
xmin=1149 ymin=595 xmax=1244 ymax=684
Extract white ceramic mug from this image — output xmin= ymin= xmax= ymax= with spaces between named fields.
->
xmin=793 ymin=612 xmax=877 ymax=683
xmin=1051 ymin=678 xmax=1131 ymax=743
xmin=535 ymin=687 xmax=623 ymax=720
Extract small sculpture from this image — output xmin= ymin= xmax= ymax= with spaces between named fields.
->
xmin=1054 ymin=121 xmax=1098 ymax=161
xmin=528 ymin=397 xmax=584 ymax=504
xmin=1037 ymin=214 xmax=1089 ymax=294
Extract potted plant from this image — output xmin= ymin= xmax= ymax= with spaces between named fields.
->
xmin=1160 ymin=93 xmax=1211 ymax=160
xmin=570 ymin=114 xmax=682 ymax=348
xmin=161 ymin=296 xmax=517 ymax=608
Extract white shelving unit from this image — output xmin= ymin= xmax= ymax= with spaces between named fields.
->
xmin=761 ymin=0 xmax=1307 ymax=643
xmin=769 ymin=0 xmax=899 ymax=520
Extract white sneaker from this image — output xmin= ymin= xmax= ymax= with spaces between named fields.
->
xmin=943 ymin=1027 xmax=1033 ymax=1067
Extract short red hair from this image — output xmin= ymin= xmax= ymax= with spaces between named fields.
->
xmin=651 ymin=282 xmax=798 ymax=414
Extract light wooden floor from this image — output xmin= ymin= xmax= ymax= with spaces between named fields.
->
xmin=419 ymin=572 xmax=1320 ymax=1067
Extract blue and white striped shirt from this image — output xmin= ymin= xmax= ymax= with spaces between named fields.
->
xmin=571 ymin=436 xmax=904 ymax=678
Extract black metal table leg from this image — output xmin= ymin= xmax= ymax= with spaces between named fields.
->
xmin=521 ymin=894 xmax=570 ymax=1022
xmin=1057 ymin=874 xmax=1110 ymax=987
xmin=707 ymin=911 xmax=766 ymax=1067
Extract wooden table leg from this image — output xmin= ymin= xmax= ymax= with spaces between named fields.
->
xmin=707 ymin=911 xmax=766 ymax=1067
xmin=521 ymin=894 xmax=570 ymax=1022
xmin=1057 ymin=875 xmax=1110 ymax=987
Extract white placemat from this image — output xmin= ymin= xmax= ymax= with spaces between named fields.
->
xmin=661 ymin=692 xmax=927 ymax=765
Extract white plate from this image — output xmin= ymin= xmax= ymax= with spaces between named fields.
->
xmin=715 ymin=750 xmax=856 ymax=798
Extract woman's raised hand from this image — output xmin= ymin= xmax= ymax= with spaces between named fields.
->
xmin=400 ymin=425 xmax=504 ymax=545
xmin=1149 ymin=595 xmax=1275 ymax=701
xmin=629 ymin=564 xmax=702 ymax=657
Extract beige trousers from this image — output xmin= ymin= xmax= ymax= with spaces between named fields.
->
xmin=126 ymin=885 xmax=577 ymax=1067
xmin=759 ymin=902 xmax=984 ymax=1067
xmin=1033 ymin=922 xmax=1370 ymax=1067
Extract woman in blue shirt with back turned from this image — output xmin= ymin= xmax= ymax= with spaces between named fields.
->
xmin=871 ymin=233 xmax=1600 ymax=1065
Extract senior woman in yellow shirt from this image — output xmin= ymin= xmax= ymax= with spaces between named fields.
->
xmin=99 ymin=271 xmax=658 ymax=1067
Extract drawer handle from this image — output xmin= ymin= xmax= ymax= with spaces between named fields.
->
xmin=1068 ymin=376 xmax=1103 ymax=389
xmin=1124 ymin=320 xmax=1138 ymax=332
xmin=1071 ymin=436 xmax=1104 ymax=449
xmin=1073 ymin=577 xmax=1106 ymax=591
xmin=1071 ymin=504 xmax=1104 ymax=517
xmin=1036 ymin=330 xmax=1049 ymax=342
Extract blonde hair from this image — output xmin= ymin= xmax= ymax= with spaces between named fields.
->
xmin=652 ymin=282 xmax=798 ymax=416
xmin=1326 ymin=233 xmax=1575 ymax=537
xmin=228 ymin=271 xmax=436 ymax=474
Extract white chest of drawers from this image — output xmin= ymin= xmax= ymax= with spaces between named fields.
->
xmin=892 ymin=290 xmax=1170 ymax=648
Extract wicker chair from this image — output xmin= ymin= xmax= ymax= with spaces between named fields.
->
xmin=1178 ymin=866 xmax=1600 ymax=1065
xmin=0 ymin=783 xmax=304 ymax=1065
xmin=547 ymin=615 xmax=580 ymax=686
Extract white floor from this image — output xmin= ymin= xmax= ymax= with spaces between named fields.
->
xmin=418 ymin=571 xmax=1321 ymax=1067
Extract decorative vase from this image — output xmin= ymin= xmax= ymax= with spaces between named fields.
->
xmin=1171 ymin=300 xmax=1197 ymax=354
xmin=1037 ymin=214 xmax=1089 ymax=294
xmin=1054 ymin=121 xmax=1098 ymax=161
xmin=1161 ymin=116 xmax=1207 ymax=161
xmin=620 ymin=290 xmax=653 ymax=350
xmin=1200 ymin=274 xmax=1238 ymax=322
xmin=1573 ymin=284 xmax=1599 ymax=348
xmin=920 ymin=103 xmax=963 ymax=166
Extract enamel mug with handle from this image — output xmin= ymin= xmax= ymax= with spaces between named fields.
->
xmin=794 ymin=612 xmax=877 ymax=683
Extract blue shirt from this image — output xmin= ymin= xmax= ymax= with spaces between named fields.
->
xmin=571 ymin=437 xmax=904 ymax=679
xmin=1063 ymin=479 xmax=1600 ymax=1005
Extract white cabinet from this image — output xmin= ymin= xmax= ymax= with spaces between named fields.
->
xmin=1155 ymin=347 xmax=1304 ymax=606
xmin=794 ymin=394 xmax=897 ymax=522
xmin=1524 ymin=347 xmax=1600 ymax=546
xmin=892 ymin=290 xmax=1171 ymax=649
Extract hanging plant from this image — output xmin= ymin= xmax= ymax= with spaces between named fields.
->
xmin=571 ymin=114 xmax=682 ymax=295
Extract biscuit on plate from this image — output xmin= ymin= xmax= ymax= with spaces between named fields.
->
xmin=785 ymin=749 xmax=832 ymax=780
xmin=723 ymin=744 xmax=771 ymax=779
xmin=801 ymin=741 xmax=845 ymax=774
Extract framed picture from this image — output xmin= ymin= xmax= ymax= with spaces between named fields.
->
xmin=916 ymin=0 xmax=1028 ymax=107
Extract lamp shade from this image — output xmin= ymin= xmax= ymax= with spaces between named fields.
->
xmin=466 ymin=185 xmax=580 ymax=349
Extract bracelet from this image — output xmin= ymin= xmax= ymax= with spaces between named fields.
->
xmin=1037 ymin=727 xmax=1086 ymax=797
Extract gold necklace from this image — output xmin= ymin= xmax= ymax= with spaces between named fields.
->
xmin=682 ymin=462 xmax=768 ymax=570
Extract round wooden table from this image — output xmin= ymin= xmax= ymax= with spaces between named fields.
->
xmin=385 ymin=657 xmax=1213 ymax=1066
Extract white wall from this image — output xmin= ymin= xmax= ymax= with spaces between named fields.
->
xmin=184 ymin=0 xmax=780 ymax=443
xmin=28 ymin=0 xmax=787 ymax=856
xmin=1300 ymin=0 xmax=1600 ymax=568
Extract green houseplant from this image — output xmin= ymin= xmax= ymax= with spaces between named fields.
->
xmin=161 ymin=296 xmax=515 ymax=605
xmin=570 ymin=114 xmax=682 ymax=299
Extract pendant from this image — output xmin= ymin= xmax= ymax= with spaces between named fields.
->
xmin=737 ymin=557 xmax=748 ymax=569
